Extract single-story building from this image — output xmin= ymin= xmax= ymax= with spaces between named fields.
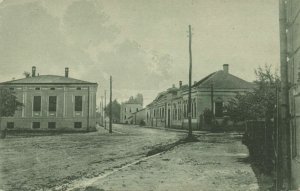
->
xmin=144 ymin=64 xmax=254 ymax=130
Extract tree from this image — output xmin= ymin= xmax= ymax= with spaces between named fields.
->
xmin=23 ymin=71 xmax=31 ymax=78
xmin=0 ymin=87 xmax=23 ymax=138
xmin=104 ymin=99 xmax=121 ymax=123
xmin=225 ymin=65 xmax=280 ymax=122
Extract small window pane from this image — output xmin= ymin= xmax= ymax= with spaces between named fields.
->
xmin=48 ymin=122 xmax=56 ymax=129
xmin=74 ymin=122 xmax=82 ymax=128
xmin=7 ymin=122 xmax=14 ymax=129
xmin=32 ymin=122 xmax=40 ymax=129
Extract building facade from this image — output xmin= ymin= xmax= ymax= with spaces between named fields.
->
xmin=286 ymin=0 xmax=300 ymax=189
xmin=120 ymin=94 xmax=143 ymax=124
xmin=144 ymin=64 xmax=254 ymax=130
xmin=0 ymin=67 xmax=98 ymax=131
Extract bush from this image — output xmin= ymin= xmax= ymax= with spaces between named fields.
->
xmin=140 ymin=120 xmax=146 ymax=126
xmin=203 ymin=108 xmax=214 ymax=125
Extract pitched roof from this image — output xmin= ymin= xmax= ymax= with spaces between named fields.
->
xmin=193 ymin=70 xmax=254 ymax=89
xmin=0 ymin=75 xmax=97 ymax=85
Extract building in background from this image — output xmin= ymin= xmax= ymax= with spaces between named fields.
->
xmin=145 ymin=64 xmax=254 ymax=130
xmin=0 ymin=66 xmax=98 ymax=131
xmin=120 ymin=94 xmax=143 ymax=124
xmin=132 ymin=108 xmax=147 ymax=125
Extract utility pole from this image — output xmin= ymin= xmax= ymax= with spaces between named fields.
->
xmin=109 ymin=76 xmax=113 ymax=133
xmin=188 ymin=25 xmax=193 ymax=137
xmin=278 ymin=0 xmax=291 ymax=189
xmin=104 ymin=90 xmax=107 ymax=129
xmin=101 ymin=96 xmax=104 ymax=126
xmin=211 ymin=83 xmax=214 ymax=115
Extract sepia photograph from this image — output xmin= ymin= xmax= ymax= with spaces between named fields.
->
xmin=0 ymin=0 xmax=299 ymax=190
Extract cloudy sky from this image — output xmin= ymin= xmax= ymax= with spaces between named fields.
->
xmin=0 ymin=0 xmax=279 ymax=106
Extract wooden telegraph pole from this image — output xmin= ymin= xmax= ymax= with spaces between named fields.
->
xmin=109 ymin=76 xmax=113 ymax=133
xmin=104 ymin=90 xmax=106 ymax=129
xmin=211 ymin=83 xmax=214 ymax=114
xmin=188 ymin=25 xmax=193 ymax=137
xmin=101 ymin=96 xmax=104 ymax=126
xmin=278 ymin=0 xmax=291 ymax=189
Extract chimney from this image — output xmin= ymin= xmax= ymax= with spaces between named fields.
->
xmin=223 ymin=64 xmax=229 ymax=73
xmin=179 ymin=81 xmax=182 ymax=88
xmin=65 ymin=67 xmax=69 ymax=77
xmin=32 ymin=66 xmax=36 ymax=77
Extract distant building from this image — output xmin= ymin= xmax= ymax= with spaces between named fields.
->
xmin=145 ymin=64 xmax=254 ymax=129
xmin=120 ymin=94 xmax=143 ymax=124
xmin=0 ymin=66 xmax=98 ymax=131
xmin=132 ymin=108 xmax=147 ymax=125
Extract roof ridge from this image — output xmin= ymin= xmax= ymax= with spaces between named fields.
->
xmin=0 ymin=75 xmax=96 ymax=85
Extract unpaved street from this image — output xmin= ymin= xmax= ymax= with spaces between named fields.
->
xmin=0 ymin=125 xmax=183 ymax=191
xmin=0 ymin=125 xmax=259 ymax=191
xmin=70 ymin=132 xmax=259 ymax=191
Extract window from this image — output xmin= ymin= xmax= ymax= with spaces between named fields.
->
xmin=35 ymin=87 xmax=40 ymax=90
xmin=9 ymin=87 xmax=14 ymax=91
xmin=74 ymin=122 xmax=82 ymax=128
xmin=7 ymin=122 xmax=14 ymax=129
xmin=50 ymin=87 xmax=55 ymax=90
xmin=33 ymin=96 xmax=41 ymax=112
xmin=32 ymin=122 xmax=40 ymax=129
xmin=136 ymin=108 xmax=139 ymax=112
xmin=125 ymin=108 xmax=127 ymax=112
xmin=76 ymin=87 xmax=81 ymax=90
xmin=215 ymin=102 xmax=223 ymax=117
xmin=75 ymin=96 xmax=82 ymax=111
xmin=49 ymin=96 xmax=57 ymax=112
xmin=194 ymin=101 xmax=197 ymax=118
xmin=48 ymin=122 xmax=56 ymax=129
xmin=125 ymin=115 xmax=126 ymax=119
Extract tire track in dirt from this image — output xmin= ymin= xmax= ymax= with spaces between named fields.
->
xmin=52 ymin=136 xmax=198 ymax=191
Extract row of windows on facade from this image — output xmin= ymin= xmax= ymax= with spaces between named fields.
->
xmin=32 ymin=96 xmax=83 ymax=112
xmin=9 ymin=87 xmax=83 ymax=91
xmin=147 ymin=101 xmax=224 ymax=120
xmin=124 ymin=108 xmax=139 ymax=112
xmin=148 ymin=100 xmax=197 ymax=120
xmin=6 ymin=122 xmax=83 ymax=129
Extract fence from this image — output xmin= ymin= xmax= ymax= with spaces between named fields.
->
xmin=243 ymin=120 xmax=277 ymax=175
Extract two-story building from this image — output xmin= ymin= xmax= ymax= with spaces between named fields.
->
xmin=0 ymin=66 xmax=98 ymax=131
xmin=120 ymin=94 xmax=143 ymax=124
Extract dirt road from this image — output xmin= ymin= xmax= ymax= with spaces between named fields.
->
xmin=69 ymin=133 xmax=260 ymax=191
xmin=0 ymin=125 xmax=184 ymax=191
xmin=0 ymin=125 xmax=261 ymax=191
